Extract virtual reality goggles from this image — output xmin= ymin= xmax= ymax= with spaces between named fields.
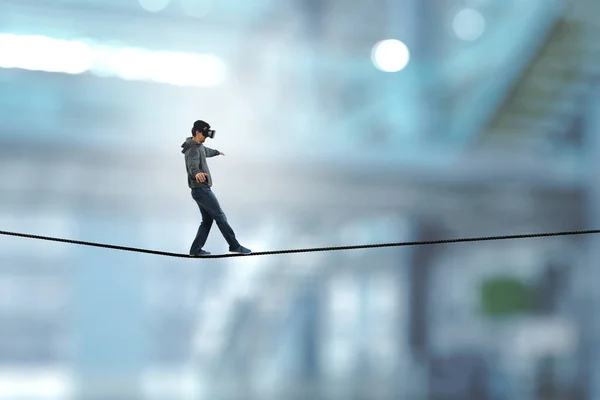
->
xmin=203 ymin=129 xmax=216 ymax=139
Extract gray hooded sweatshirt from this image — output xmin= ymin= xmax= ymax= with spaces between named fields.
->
xmin=181 ymin=137 xmax=220 ymax=188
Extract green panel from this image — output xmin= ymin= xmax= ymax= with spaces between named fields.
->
xmin=480 ymin=276 xmax=534 ymax=317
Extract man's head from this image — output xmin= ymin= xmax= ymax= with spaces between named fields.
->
xmin=191 ymin=120 xmax=215 ymax=144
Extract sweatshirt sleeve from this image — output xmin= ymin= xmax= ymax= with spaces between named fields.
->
xmin=185 ymin=148 xmax=202 ymax=176
xmin=204 ymin=147 xmax=220 ymax=158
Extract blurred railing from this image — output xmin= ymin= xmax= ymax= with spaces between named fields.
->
xmin=445 ymin=0 xmax=566 ymax=146
xmin=476 ymin=0 xmax=600 ymax=155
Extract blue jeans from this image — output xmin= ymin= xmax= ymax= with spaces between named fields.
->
xmin=189 ymin=187 xmax=240 ymax=253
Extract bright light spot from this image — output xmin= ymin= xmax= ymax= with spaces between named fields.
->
xmin=0 ymin=34 xmax=93 ymax=74
xmin=452 ymin=8 xmax=486 ymax=41
xmin=152 ymin=51 xmax=227 ymax=87
xmin=371 ymin=39 xmax=410 ymax=72
xmin=138 ymin=0 xmax=170 ymax=13
xmin=92 ymin=47 xmax=227 ymax=87
xmin=180 ymin=0 xmax=212 ymax=18
xmin=0 ymin=33 xmax=227 ymax=87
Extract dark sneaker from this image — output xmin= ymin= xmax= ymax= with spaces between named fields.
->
xmin=229 ymin=245 xmax=251 ymax=255
xmin=190 ymin=249 xmax=211 ymax=257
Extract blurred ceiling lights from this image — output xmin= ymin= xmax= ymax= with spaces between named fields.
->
xmin=0 ymin=33 xmax=227 ymax=87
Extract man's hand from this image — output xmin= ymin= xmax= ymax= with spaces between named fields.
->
xmin=195 ymin=172 xmax=209 ymax=183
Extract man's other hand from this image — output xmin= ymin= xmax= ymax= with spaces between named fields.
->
xmin=195 ymin=172 xmax=209 ymax=183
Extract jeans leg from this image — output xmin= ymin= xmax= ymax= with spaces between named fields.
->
xmin=190 ymin=199 xmax=214 ymax=254
xmin=193 ymin=188 xmax=240 ymax=249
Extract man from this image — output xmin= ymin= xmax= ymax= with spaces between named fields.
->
xmin=181 ymin=120 xmax=251 ymax=256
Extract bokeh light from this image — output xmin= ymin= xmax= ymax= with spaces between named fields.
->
xmin=452 ymin=8 xmax=486 ymax=41
xmin=371 ymin=39 xmax=410 ymax=72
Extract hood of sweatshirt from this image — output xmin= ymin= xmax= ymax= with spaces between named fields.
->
xmin=181 ymin=137 xmax=199 ymax=154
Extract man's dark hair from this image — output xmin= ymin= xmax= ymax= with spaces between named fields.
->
xmin=192 ymin=120 xmax=210 ymax=136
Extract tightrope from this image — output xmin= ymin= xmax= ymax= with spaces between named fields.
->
xmin=0 ymin=229 xmax=598 ymax=258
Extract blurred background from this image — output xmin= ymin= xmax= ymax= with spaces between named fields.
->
xmin=0 ymin=0 xmax=599 ymax=399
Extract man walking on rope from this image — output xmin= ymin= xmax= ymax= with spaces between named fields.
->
xmin=181 ymin=120 xmax=251 ymax=256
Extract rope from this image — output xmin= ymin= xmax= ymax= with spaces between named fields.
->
xmin=1 ymin=229 xmax=599 ymax=259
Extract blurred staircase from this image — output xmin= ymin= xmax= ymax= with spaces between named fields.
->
xmin=479 ymin=0 xmax=600 ymax=151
